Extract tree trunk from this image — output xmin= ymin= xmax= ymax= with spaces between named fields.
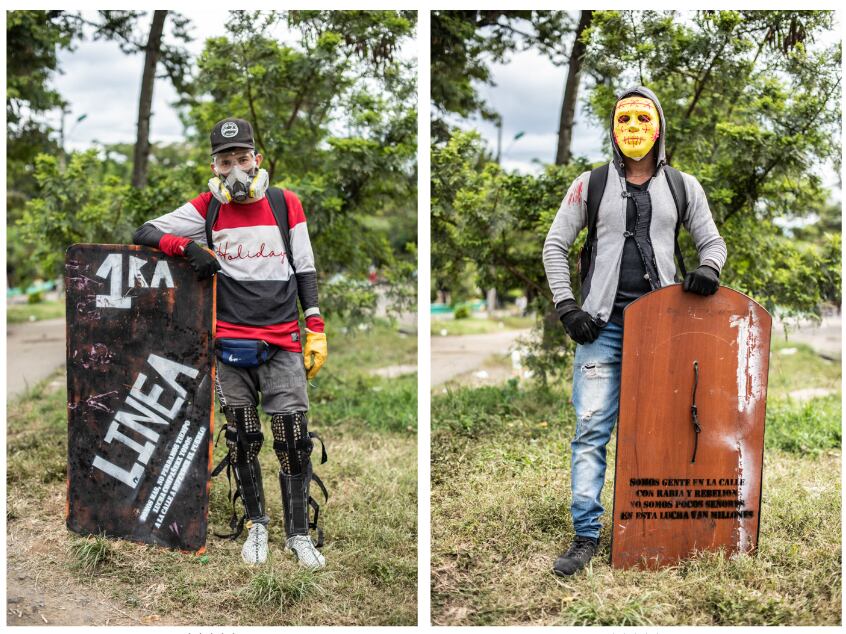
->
xmin=486 ymin=287 xmax=497 ymax=315
xmin=555 ymin=10 xmax=593 ymax=166
xmin=132 ymin=10 xmax=167 ymax=189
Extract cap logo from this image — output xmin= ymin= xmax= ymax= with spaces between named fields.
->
xmin=220 ymin=122 xmax=239 ymax=138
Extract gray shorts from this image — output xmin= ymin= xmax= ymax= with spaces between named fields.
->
xmin=216 ymin=349 xmax=309 ymax=414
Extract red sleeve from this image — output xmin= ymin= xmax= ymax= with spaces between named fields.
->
xmin=305 ymin=315 xmax=325 ymax=333
xmin=159 ymin=234 xmax=192 ymax=257
xmin=156 ymin=192 xmax=212 ymax=255
xmin=189 ymin=192 xmax=213 ymax=219
xmin=284 ymin=190 xmax=307 ymax=229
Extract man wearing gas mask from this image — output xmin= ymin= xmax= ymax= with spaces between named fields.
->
xmin=542 ymin=87 xmax=727 ymax=577
xmin=133 ymin=117 xmax=329 ymax=570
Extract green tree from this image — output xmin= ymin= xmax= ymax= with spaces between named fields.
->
xmin=15 ymin=10 xmax=417 ymax=324
xmin=430 ymin=11 xmax=574 ymax=143
xmin=432 ymin=11 xmax=841 ymax=378
xmin=7 ymin=11 xmax=83 ymax=287
xmin=7 ymin=11 xmax=81 ymax=212
xmin=431 ymin=10 xmax=605 ymax=164
xmin=582 ymin=10 xmax=841 ymax=316
xmin=6 ymin=10 xmax=193 ymax=202
xmin=7 ymin=10 xmax=194 ymax=288
xmin=183 ymin=11 xmax=417 ymax=303
xmin=17 ymin=151 xmax=133 ymax=277
xmin=432 ymin=131 xmax=593 ymax=378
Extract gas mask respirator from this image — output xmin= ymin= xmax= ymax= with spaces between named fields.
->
xmin=208 ymin=154 xmax=269 ymax=204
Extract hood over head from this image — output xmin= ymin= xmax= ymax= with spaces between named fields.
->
xmin=610 ymin=85 xmax=666 ymax=170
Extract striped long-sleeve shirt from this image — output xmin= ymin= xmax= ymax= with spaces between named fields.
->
xmin=133 ymin=190 xmax=323 ymax=353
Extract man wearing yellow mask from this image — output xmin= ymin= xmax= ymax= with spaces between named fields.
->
xmin=543 ymin=88 xmax=726 ymax=577
xmin=133 ymin=117 xmax=329 ymax=570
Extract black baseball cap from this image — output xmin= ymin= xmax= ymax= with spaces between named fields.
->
xmin=210 ymin=118 xmax=255 ymax=155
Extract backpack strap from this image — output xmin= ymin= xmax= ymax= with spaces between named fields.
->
xmin=664 ymin=165 xmax=689 ymax=280
xmin=266 ymin=187 xmax=295 ymax=274
xmin=579 ymin=163 xmax=609 ymax=281
xmin=204 ymin=188 xmax=294 ymax=273
xmin=205 ymin=197 xmax=221 ymax=251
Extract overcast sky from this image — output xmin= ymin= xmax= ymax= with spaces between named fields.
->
xmin=52 ymin=11 xmax=419 ymax=153
xmin=453 ymin=46 xmax=606 ymax=174
xmin=52 ymin=11 xmax=227 ymax=150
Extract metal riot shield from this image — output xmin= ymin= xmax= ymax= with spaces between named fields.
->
xmin=611 ymin=286 xmax=771 ymax=569
xmin=65 ymin=244 xmax=215 ymax=552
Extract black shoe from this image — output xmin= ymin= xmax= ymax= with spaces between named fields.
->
xmin=553 ymin=536 xmax=598 ymax=577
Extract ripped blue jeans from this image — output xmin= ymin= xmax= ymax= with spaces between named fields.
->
xmin=570 ymin=321 xmax=623 ymax=540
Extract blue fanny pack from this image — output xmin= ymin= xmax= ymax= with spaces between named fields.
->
xmin=216 ymin=338 xmax=277 ymax=368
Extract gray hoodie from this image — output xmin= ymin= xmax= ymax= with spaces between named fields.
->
xmin=542 ymin=86 xmax=727 ymax=326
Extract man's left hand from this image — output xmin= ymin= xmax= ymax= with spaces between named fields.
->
xmin=683 ymin=265 xmax=720 ymax=296
xmin=304 ymin=329 xmax=328 ymax=380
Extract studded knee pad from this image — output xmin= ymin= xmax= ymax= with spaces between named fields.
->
xmin=226 ymin=405 xmax=263 ymax=462
xmin=270 ymin=411 xmax=312 ymax=474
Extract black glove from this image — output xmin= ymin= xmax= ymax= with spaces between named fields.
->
xmin=683 ymin=264 xmax=720 ymax=296
xmin=184 ymin=241 xmax=221 ymax=279
xmin=557 ymin=299 xmax=600 ymax=345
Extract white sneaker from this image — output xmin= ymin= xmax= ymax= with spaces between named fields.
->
xmin=285 ymin=535 xmax=326 ymax=570
xmin=241 ymin=523 xmax=268 ymax=565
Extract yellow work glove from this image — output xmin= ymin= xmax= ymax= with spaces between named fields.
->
xmin=304 ymin=329 xmax=328 ymax=380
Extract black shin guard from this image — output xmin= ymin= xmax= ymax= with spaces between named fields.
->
xmin=228 ymin=405 xmax=267 ymax=524
xmin=271 ymin=412 xmax=328 ymax=544
xmin=279 ymin=469 xmax=311 ymax=536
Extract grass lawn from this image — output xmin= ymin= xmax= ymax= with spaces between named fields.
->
xmin=431 ymin=315 xmax=534 ymax=336
xmin=7 ymin=321 xmax=417 ymax=626
xmin=7 ymin=299 xmax=65 ymax=323
xmin=431 ymin=334 xmax=841 ymax=625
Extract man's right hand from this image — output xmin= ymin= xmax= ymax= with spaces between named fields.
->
xmin=184 ymin=241 xmax=221 ymax=279
xmin=558 ymin=301 xmax=600 ymax=345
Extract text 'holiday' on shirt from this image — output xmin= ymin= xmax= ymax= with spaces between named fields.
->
xmin=134 ymin=189 xmax=322 ymax=353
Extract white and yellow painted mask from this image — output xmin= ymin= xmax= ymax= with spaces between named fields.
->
xmin=613 ymin=96 xmax=660 ymax=161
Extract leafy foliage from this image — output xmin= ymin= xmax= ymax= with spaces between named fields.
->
xmin=184 ymin=11 xmax=418 ymax=314
xmin=7 ymin=11 xmax=193 ymax=213
xmin=15 ymin=146 xmax=203 ymax=285
xmin=582 ymin=10 xmax=841 ymax=315
xmin=17 ymin=151 xmax=133 ymax=277
xmin=431 ymin=10 xmax=841 ymax=378
xmin=430 ymin=11 xmax=575 ymax=141
xmin=7 ymin=10 xmax=193 ymax=286
xmin=11 ymin=10 xmax=417 ymax=323
xmin=432 ymin=130 xmax=593 ymax=378
xmin=6 ymin=11 xmax=79 ymax=128
xmin=7 ymin=11 xmax=80 ymax=213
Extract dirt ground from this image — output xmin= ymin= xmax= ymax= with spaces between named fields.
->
xmin=6 ymin=500 xmax=151 ymax=626
xmin=431 ymin=328 xmax=530 ymax=386
xmin=6 ymin=568 xmax=144 ymax=626
xmin=6 ymin=317 xmax=66 ymax=399
xmin=6 ymin=370 xmax=171 ymax=627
